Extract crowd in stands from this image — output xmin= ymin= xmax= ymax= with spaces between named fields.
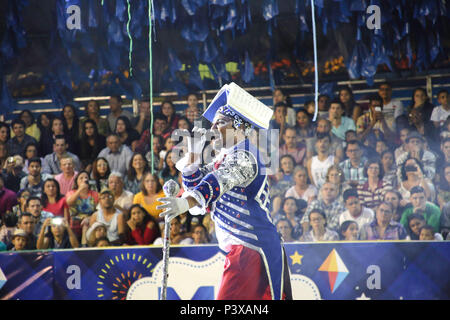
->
xmin=1 ymin=84 xmax=450 ymax=252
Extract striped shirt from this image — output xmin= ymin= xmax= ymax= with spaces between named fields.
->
xmin=356 ymin=180 xmax=393 ymax=210
xmin=339 ymin=158 xmax=367 ymax=183
xmin=359 ymin=220 xmax=407 ymax=240
xmin=301 ymin=198 xmax=346 ymax=232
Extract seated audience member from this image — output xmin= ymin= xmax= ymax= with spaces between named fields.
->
xmin=407 ymin=88 xmax=437 ymax=137
xmin=0 ymin=211 xmax=18 ymax=246
xmin=294 ymin=108 xmax=315 ymax=143
xmin=273 ymin=87 xmax=296 ymax=126
xmin=306 ymin=133 xmax=338 ymax=189
xmin=270 ymin=155 xmax=296 ymax=200
xmin=398 ymin=157 xmax=435 ymax=203
xmin=0 ymin=121 xmax=11 ymax=145
xmin=114 ymin=116 xmax=140 ymax=150
xmin=276 ymin=218 xmax=297 ymax=243
xmin=359 ymin=202 xmax=407 ymax=240
xmin=16 ymin=212 xmax=37 ymax=250
xmin=300 ymin=182 xmax=345 ymax=233
xmin=22 ymin=142 xmax=43 ymax=174
xmin=40 ymin=117 xmax=76 ymax=157
xmin=89 ymin=188 xmax=126 ymax=245
xmin=41 ymin=178 xmax=68 ymax=218
xmin=419 ymin=225 xmax=441 ymax=241
xmin=191 ymin=224 xmax=210 ymax=244
xmin=61 ymin=104 xmax=80 ymax=144
xmin=26 ymin=196 xmax=54 ymax=237
xmin=97 ymin=134 xmax=133 ymax=177
xmin=20 ymin=157 xmax=51 ymax=197
xmin=396 ymin=131 xmax=436 ymax=180
xmin=306 ymin=119 xmax=344 ymax=161
xmin=316 ymin=94 xmax=330 ymax=119
xmin=2 ymin=155 xmax=26 ymax=192
xmin=80 ymin=99 xmax=110 ymax=137
xmin=328 ymin=99 xmax=356 ymax=141
xmin=153 ymin=216 xmax=193 ymax=245
xmin=133 ymin=172 xmax=165 ymax=220
xmin=0 ymin=174 xmax=18 ymax=219
xmin=6 ymin=119 xmax=37 ymax=157
xmin=107 ymin=172 xmax=134 ymax=216
xmin=325 ymin=164 xmax=351 ymax=203
xmin=125 ymin=204 xmax=161 ymax=245
xmin=440 ymin=202 xmax=450 ymax=240
xmin=339 ymin=139 xmax=367 ymax=187
xmin=300 ymin=209 xmax=340 ymax=242
xmin=124 ymin=153 xmax=150 ymax=194
xmin=78 ymin=119 xmax=106 ymax=171
xmin=145 ymin=135 xmax=164 ymax=173
xmin=90 ymin=157 xmax=111 ymax=192
xmin=135 ymin=113 xmax=172 ymax=154
xmin=131 ymin=99 xmax=152 ymax=134
xmin=36 ymin=113 xmax=53 ymax=141
xmin=272 ymin=197 xmax=304 ymax=240
xmin=0 ymin=141 xmax=8 ymax=169
xmin=41 ymin=135 xmax=81 ymax=175
xmin=356 ymin=158 xmax=393 ymax=210
xmin=383 ymin=190 xmax=406 ymax=222
xmin=106 ymin=95 xmax=133 ymax=132
xmin=400 ymin=186 xmax=441 ymax=234
xmin=339 ymin=189 xmax=374 ymax=230
xmin=434 ymin=137 xmax=450 ymax=187
xmin=160 ymin=100 xmax=180 ymax=130
xmin=94 ymin=237 xmax=111 ymax=247
xmin=339 ymin=220 xmax=359 ymax=241
xmin=380 ymin=149 xmax=398 ymax=188
xmin=36 ymin=217 xmax=80 ymax=249
xmin=436 ymin=162 xmax=450 ymax=210
xmin=84 ymin=221 xmax=108 ymax=247
xmin=406 ymin=214 xmax=443 ymax=241
xmin=158 ymin=150 xmax=178 ymax=185
xmin=10 ymin=229 xmax=28 ymax=251
xmin=11 ymin=189 xmax=30 ymax=217
xmin=430 ymin=89 xmax=449 ymax=128
xmin=378 ymin=81 xmax=405 ymax=131
xmin=158 ymin=135 xmax=175 ymax=164
xmin=66 ymin=171 xmax=99 ymax=239
xmin=284 ymin=166 xmax=318 ymax=204
xmin=279 ymin=127 xmax=307 ymax=166
xmin=54 ymin=156 xmax=78 ymax=195
xmin=339 ymin=86 xmax=361 ymax=124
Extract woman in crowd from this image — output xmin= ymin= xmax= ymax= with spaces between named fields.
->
xmin=357 ymin=158 xmax=393 ymax=210
xmin=276 ymin=218 xmax=296 ymax=243
xmin=37 ymin=113 xmax=53 ymax=137
xmin=0 ymin=142 xmax=8 ymax=169
xmin=40 ymin=117 xmax=74 ymax=156
xmin=114 ymin=116 xmax=140 ymax=149
xmin=409 ymin=87 xmax=435 ymax=122
xmin=0 ymin=122 xmax=11 ymax=144
xmin=153 ymin=215 xmax=193 ymax=245
xmin=325 ymin=164 xmax=351 ymax=203
xmin=380 ymin=149 xmax=398 ymax=188
xmin=408 ymin=107 xmax=438 ymax=152
xmin=398 ymin=157 xmax=435 ymax=203
xmin=41 ymin=178 xmax=68 ymax=219
xmin=159 ymin=136 xmax=175 ymax=164
xmin=177 ymin=116 xmax=193 ymax=131
xmin=273 ymin=87 xmax=295 ymax=126
xmin=90 ymin=157 xmax=110 ymax=192
xmin=22 ymin=142 xmax=42 ymax=174
xmin=161 ymin=100 xmax=180 ymax=130
xmin=294 ymin=108 xmax=315 ymax=142
xmin=12 ymin=188 xmax=31 ymax=217
xmin=284 ymin=165 xmax=317 ymax=204
xmin=191 ymin=224 xmax=210 ymax=244
xmin=158 ymin=150 xmax=178 ymax=185
xmin=270 ymin=154 xmax=296 ymax=199
xmin=300 ymin=209 xmax=339 ymax=242
xmin=61 ymin=104 xmax=80 ymax=143
xmin=383 ymin=189 xmax=406 ymax=222
xmin=37 ymin=217 xmax=79 ymax=249
xmin=359 ymin=202 xmax=407 ymax=240
xmin=133 ymin=172 xmax=165 ymax=220
xmin=124 ymin=152 xmax=150 ymax=194
xmin=80 ymin=99 xmax=110 ymax=137
xmin=406 ymin=213 xmax=443 ymax=241
xmin=436 ymin=163 xmax=450 ymax=210
xmin=16 ymin=109 xmax=41 ymax=142
xmin=78 ymin=119 xmax=106 ymax=171
xmin=339 ymin=220 xmax=359 ymax=241
xmin=272 ymin=197 xmax=304 ymax=240
xmin=124 ymin=204 xmax=161 ymax=245
xmin=338 ymin=86 xmax=361 ymax=123
xmin=66 ymin=171 xmax=99 ymax=239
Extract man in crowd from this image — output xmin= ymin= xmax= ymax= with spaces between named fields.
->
xmin=306 ymin=118 xmax=344 ymax=161
xmin=279 ymin=127 xmax=307 ymax=166
xmin=328 ymin=99 xmax=356 ymax=141
xmin=25 ymin=196 xmax=54 ymax=236
xmin=107 ymin=95 xmax=133 ymax=132
xmin=132 ymin=99 xmax=151 ymax=135
xmin=98 ymin=134 xmax=133 ymax=176
xmin=1 ymin=155 xmax=26 ymax=192
xmin=339 ymin=188 xmax=374 ymax=230
xmin=42 ymin=135 xmax=81 ymax=175
xmin=307 ymin=133 xmax=338 ymax=189
xmin=20 ymin=157 xmax=51 ymax=197
xmin=54 ymin=156 xmax=78 ymax=195
xmin=107 ymin=171 xmax=134 ymax=216
xmin=6 ymin=119 xmax=37 ymax=156
xmin=339 ymin=140 xmax=367 ymax=187
xmin=430 ymin=89 xmax=449 ymax=128
xmin=135 ymin=113 xmax=172 ymax=154
xmin=378 ymin=82 xmax=405 ymax=132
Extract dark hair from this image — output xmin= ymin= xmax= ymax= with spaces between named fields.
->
xmin=50 ymin=117 xmax=64 ymax=134
xmin=127 ymin=152 xmax=150 ymax=180
xmin=177 ymin=116 xmax=193 ymax=131
xmin=274 ymin=87 xmax=293 ymax=108
xmin=400 ymin=157 xmax=425 ymax=181
xmin=128 ymin=204 xmax=160 ymax=233
xmin=19 ymin=109 xmax=35 ymax=124
xmin=73 ymin=171 xmax=91 ymax=190
xmin=82 ymin=119 xmax=100 ymax=138
xmin=343 ymin=188 xmax=359 ymax=203
xmin=19 ymin=212 xmax=34 ymax=223
xmin=91 ymin=157 xmax=111 ymax=180
xmin=28 ymin=157 xmax=41 ymax=167
xmin=153 ymin=112 xmax=168 ymax=123
xmin=274 ymin=102 xmax=287 ymax=110
xmin=24 ymin=142 xmax=40 ymax=158
xmin=37 ymin=113 xmax=54 ymax=131
xmin=316 ymin=132 xmax=331 ymax=142
xmin=376 ymin=201 xmax=394 ymax=213
xmin=279 ymin=154 xmax=295 ymax=173
xmin=379 ymin=81 xmax=392 ymax=89
xmin=363 ymin=158 xmax=384 ymax=179
xmin=0 ymin=122 xmax=11 ymax=141
xmin=410 ymin=185 xmax=425 ymax=196
xmin=85 ymin=100 xmax=101 ymax=116
xmin=94 ymin=237 xmax=111 ymax=246
xmin=308 ymin=209 xmax=327 ymax=227
xmin=295 ymin=108 xmax=311 ymax=127
xmin=345 ymin=139 xmax=361 ymax=152
xmin=61 ymin=104 xmax=79 ymax=130
xmin=192 ymin=224 xmax=210 ymax=242
xmin=25 ymin=196 xmax=42 ymax=209
xmin=368 ymin=94 xmax=383 ymax=105
xmin=419 ymin=224 xmax=434 ymax=236
xmin=276 ymin=218 xmax=294 ymax=239
xmin=339 ymin=220 xmax=358 ymax=240
xmin=114 ymin=115 xmax=133 ymax=133
xmin=437 ymin=89 xmax=448 ymax=97
xmin=329 ymin=98 xmax=344 ymax=110
xmin=338 ymin=86 xmax=357 ymax=116
xmin=53 ymin=134 xmax=67 ymax=145
xmin=141 ymin=172 xmax=162 ymax=195
xmin=160 ymin=150 xmax=176 ymax=179
xmin=11 ymin=119 xmax=26 ymax=128
xmin=41 ymin=178 xmax=64 ymax=207
xmin=110 ymin=95 xmax=123 ymax=103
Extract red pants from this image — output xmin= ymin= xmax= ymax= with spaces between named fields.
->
xmin=216 ymin=245 xmax=291 ymax=300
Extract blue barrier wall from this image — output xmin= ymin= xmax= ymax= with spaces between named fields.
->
xmin=0 ymin=241 xmax=449 ymax=300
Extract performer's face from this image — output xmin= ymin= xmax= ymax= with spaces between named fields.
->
xmin=211 ymin=113 xmax=234 ymax=150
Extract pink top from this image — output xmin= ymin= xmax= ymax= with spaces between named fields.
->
xmin=55 ymin=172 xmax=78 ymax=196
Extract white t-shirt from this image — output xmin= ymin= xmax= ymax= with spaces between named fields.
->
xmin=285 ymin=185 xmax=318 ymax=202
xmin=383 ymin=99 xmax=404 ymax=131
xmin=338 ymin=207 xmax=374 ymax=230
xmin=430 ymin=105 xmax=450 ymax=126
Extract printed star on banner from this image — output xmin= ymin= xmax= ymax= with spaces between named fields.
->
xmin=290 ymin=251 xmax=303 ymax=265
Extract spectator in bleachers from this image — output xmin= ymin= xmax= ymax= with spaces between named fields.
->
xmin=19 ymin=157 xmax=51 ymax=197
xmin=0 ymin=122 xmax=11 ymax=145
xmin=124 ymin=204 xmax=160 ymax=245
xmin=36 ymin=113 xmax=53 ymax=140
xmin=191 ymin=224 xmax=210 ymax=244
xmin=0 ymin=175 xmax=18 ymax=222
xmin=356 ymin=94 xmax=395 ymax=144
xmin=328 ymin=99 xmax=356 ymax=141
xmin=40 ymin=117 xmax=76 ymax=156
xmin=10 ymin=229 xmax=28 ymax=251
xmin=269 ymin=102 xmax=288 ymax=136
xmin=273 ymin=88 xmax=295 ymax=127
xmin=66 ymin=171 xmax=99 ymax=239
xmin=41 ymin=135 xmax=82 ymax=175
xmin=300 ymin=209 xmax=339 ymax=242
xmin=276 ymin=218 xmax=297 ymax=242
xmin=135 ymin=113 xmax=172 ymax=154
xmin=284 ymin=165 xmax=318 ymax=204
xmin=430 ymin=89 xmax=449 ymax=128
xmin=339 ymin=188 xmax=374 ymax=230
xmin=2 ymin=155 xmax=26 ymax=193
xmin=294 ymin=108 xmax=315 ymax=143
xmin=408 ymin=87 xmax=435 ymax=122
xmin=79 ymin=119 xmax=106 ymax=171
xmin=324 ymin=164 xmax=351 ymax=203
xmin=11 ymin=188 xmax=30 ymax=217
xmin=394 ymin=126 xmax=411 ymax=160
xmin=159 ymin=136 xmax=175 ymax=163
xmin=13 ymin=212 xmax=37 ymax=250
xmin=270 ymin=154 xmax=296 ymax=200
xmin=84 ymin=221 xmax=108 ymax=247
xmin=400 ymin=186 xmax=441 ymax=234
xmin=80 ymin=99 xmax=110 ymax=137
xmin=317 ymin=94 xmax=330 ymax=119
xmin=124 ymin=152 xmax=149 ymax=194
xmin=7 ymin=119 xmax=37 ymax=157
xmin=98 ymin=133 xmax=133 ymax=177
xmin=307 ymin=133 xmax=338 ymax=189
xmin=380 ymin=149 xmax=398 ymax=188
xmin=378 ymin=82 xmax=405 ymax=132
xmin=161 ymin=100 xmax=181 ymax=130
xmin=436 ymin=162 xmax=450 ymax=210
xmin=303 ymin=100 xmax=316 ymax=120
xmin=280 ymin=127 xmax=307 ymax=166
xmin=375 ymin=138 xmax=389 ymax=157
xmin=89 ymin=188 xmax=126 ymax=245
xmin=0 ymin=142 xmax=8 ymax=169
xmin=145 ymin=135 xmax=164 ymax=173
xmin=339 ymin=220 xmax=359 ymax=241
xmin=360 ymin=202 xmax=407 ymax=240
xmin=41 ymin=178 xmax=68 ymax=219
xmin=300 ymin=182 xmax=345 ymax=233
xmin=272 ymin=197 xmax=304 ymax=240
xmin=398 ymin=157 xmax=435 ymax=203
xmin=438 ymin=202 xmax=450 ymax=240
xmin=61 ymin=104 xmax=80 ymax=150
xmin=419 ymin=225 xmax=439 ymax=240
xmin=434 ymin=137 xmax=450 ymax=186
xmin=339 ymin=140 xmax=367 ymax=187
xmin=153 ymin=215 xmax=193 ymax=245
xmin=133 ymin=171 xmax=165 ymax=221
xmin=114 ymin=116 xmax=140 ymax=151
xmin=37 ymin=217 xmax=79 ymax=249
xmin=185 ymin=93 xmax=209 ymax=129
xmin=54 ymin=156 xmax=78 ymax=195
xmin=107 ymin=172 xmax=134 ymax=216
xmin=106 ymin=95 xmax=133 ymax=132
xmin=344 ymin=129 xmax=377 ymax=160
xmin=306 ymin=119 xmax=344 ymax=161
xmin=384 ymin=190 xmax=406 ymax=222
xmin=0 ymin=211 xmax=18 ymax=247
xmin=177 ymin=116 xmax=193 ymax=131
xmin=22 ymin=142 xmax=42 ymax=174
xmin=90 ymin=157 xmax=110 ymax=192
xmin=408 ymin=107 xmax=439 ymax=152
xmin=338 ymin=86 xmax=362 ymax=124
xmin=132 ymin=99 xmax=151 ymax=135
xmin=26 ymin=196 xmax=54 ymax=237
xmin=159 ymin=150 xmax=178 ymax=185
xmin=356 ymin=158 xmax=393 ymax=210
xmin=12 ymin=110 xmax=41 ymax=142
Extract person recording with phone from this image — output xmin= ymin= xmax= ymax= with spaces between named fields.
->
xmin=398 ymin=157 xmax=435 ymax=204
xmin=36 ymin=217 xmax=79 ymax=249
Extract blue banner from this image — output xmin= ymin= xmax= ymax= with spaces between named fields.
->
xmin=1 ymin=242 xmax=449 ymax=300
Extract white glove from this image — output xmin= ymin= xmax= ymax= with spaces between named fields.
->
xmin=157 ymin=197 xmax=190 ymax=222
xmin=188 ymin=126 xmax=208 ymax=154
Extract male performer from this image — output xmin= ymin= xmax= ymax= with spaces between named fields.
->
xmin=157 ymin=83 xmax=292 ymax=300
